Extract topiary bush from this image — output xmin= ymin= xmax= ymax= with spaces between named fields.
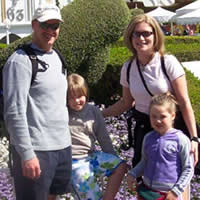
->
xmin=130 ymin=8 xmax=144 ymax=18
xmin=55 ymin=0 xmax=131 ymax=85
xmin=0 ymin=0 xmax=131 ymax=87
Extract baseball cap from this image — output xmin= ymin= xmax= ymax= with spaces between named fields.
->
xmin=32 ymin=4 xmax=63 ymax=22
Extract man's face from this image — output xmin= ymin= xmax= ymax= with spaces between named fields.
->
xmin=32 ymin=19 xmax=60 ymax=50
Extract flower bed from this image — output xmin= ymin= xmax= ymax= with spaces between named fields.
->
xmin=0 ymin=138 xmax=15 ymax=200
xmin=0 ymin=112 xmax=200 ymax=199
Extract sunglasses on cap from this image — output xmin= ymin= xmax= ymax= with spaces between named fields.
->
xmin=132 ymin=31 xmax=153 ymax=38
xmin=39 ymin=21 xmax=60 ymax=31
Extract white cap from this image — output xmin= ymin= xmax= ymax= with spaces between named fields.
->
xmin=32 ymin=4 xmax=63 ymax=22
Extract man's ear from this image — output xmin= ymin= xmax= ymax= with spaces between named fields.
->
xmin=32 ymin=20 xmax=37 ymax=28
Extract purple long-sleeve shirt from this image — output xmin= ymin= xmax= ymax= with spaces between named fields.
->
xmin=129 ymin=128 xmax=194 ymax=197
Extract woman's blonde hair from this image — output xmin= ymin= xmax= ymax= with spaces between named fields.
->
xmin=124 ymin=14 xmax=165 ymax=58
xmin=149 ymin=92 xmax=178 ymax=114
xmin=67 ymin=73 xmax=89 ymax=101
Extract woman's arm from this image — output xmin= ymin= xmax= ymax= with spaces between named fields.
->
xmin=102 ymin=86 xmax=135 ymax=117
xmin=172 ymin=75 xmax=198 ymax=164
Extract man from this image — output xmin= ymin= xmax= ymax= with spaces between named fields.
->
xmin=3 ymin=4 xmax=72 ymax=200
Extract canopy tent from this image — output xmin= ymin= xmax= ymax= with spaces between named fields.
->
xmin=147 ymin=7 xmax=175 ymax=35
xmin=176 ymin=0 xmax=200 ymax=16
xmin=147 ymin=7 xmax=176 ymax=23
xmin=174 ymin=8 xmax=200 ymax=25
xmin=125 ymin=0 xmax=175 ymax=7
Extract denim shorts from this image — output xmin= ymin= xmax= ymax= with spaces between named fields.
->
xmin=11 ymin=146 xmax=72 ymax=200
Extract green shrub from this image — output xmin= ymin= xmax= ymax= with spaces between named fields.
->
xmin=184 ymin=68 xmax=200 ymax=124
xmin=0 ymin=36 xmax=32 ymax=70
xmin=55 ymin=0 xmax=131 ymax=85
xmin=165 ymin=36 xmax=200 ymax=44
xmin=130 ymin=8 xmax=144 ymax=18
xmin=90 ymin=63 xmax=122 ymax=105
xmin=0 ymin=43 xmax=8 ymax=50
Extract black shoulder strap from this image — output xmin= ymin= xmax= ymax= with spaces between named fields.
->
xmin=17 ymin=44 xmax=39 ymax=85
xmin=136 ymin=56 xmax=171 ymax=97
xmin=18 ymin=44 xmax=65 ymax=85
xmin=160 ymin=56 xmax=170 ymax=82
xmin=53 ymin=48 xmax=67 ymax=75
xmin=127 ymin=60 xmax=132 ymax=84
xmin=136 ymin=58 xmax=154 ymax=97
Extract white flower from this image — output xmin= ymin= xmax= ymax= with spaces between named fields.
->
xmin=0 ymin=137 xmax=9 ymax=168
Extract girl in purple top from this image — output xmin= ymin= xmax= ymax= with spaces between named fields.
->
xmin=127 ymin=92 xmax=194 ymax=200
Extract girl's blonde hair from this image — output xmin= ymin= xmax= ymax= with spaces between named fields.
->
xmin=124 ymin=14 xmax=165 ymax=58
xmin=67 ymin=73 xmax=89 ymax=101
xmin=149 ymin=92 xmax=178 ymax=114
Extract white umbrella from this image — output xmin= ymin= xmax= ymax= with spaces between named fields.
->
xmin=175 ymin=8 xmax=200 ymax=25
xmin=147 ymin=7 xmax=176 ymax=23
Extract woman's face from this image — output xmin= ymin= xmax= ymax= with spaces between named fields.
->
xmin=131 ymin=22 xmax=155 ymax=56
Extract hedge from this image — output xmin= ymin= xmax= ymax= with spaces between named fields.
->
xmin=113 ymin=35 xmax=200 ymax=48
xmin=55 ymin=0 xmax=131 ymax=85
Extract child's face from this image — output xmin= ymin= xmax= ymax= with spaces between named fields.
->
xmin=68 ymin=92 xmax=86 ymax=111
xmin=150 ymin=104 xmax=175 ymax=135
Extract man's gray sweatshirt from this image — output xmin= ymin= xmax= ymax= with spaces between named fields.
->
xmin=3 ymin=44 xmax=71 ymax=161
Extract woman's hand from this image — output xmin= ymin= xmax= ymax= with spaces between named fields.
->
xmin=191 ymin=140 xmax=198 ymax=166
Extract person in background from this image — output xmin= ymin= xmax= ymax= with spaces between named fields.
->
xmin=3 ymin=4 xmax=72 ymax=200
xmin=102 ymin=14 xmax=198 ymax=199
xmin=127 ymin=92 xmax=194 ymax=200
xmin=67 ymin=73 xmax=128 ymax=200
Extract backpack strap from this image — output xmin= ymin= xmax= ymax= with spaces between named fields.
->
xmin=53 ymin=48 xmax=67 ymax=75
xmin=17 ymin=44 xmax=67 ymax=85
xmin=17 ymin=44 xmax=39 ymax=85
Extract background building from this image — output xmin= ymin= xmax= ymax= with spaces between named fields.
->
xmin=0 ymin=0 xmax=72 ymax=43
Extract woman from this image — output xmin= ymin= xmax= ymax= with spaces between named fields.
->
xmin=103 ymin=14 xmax=198 ymax=199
